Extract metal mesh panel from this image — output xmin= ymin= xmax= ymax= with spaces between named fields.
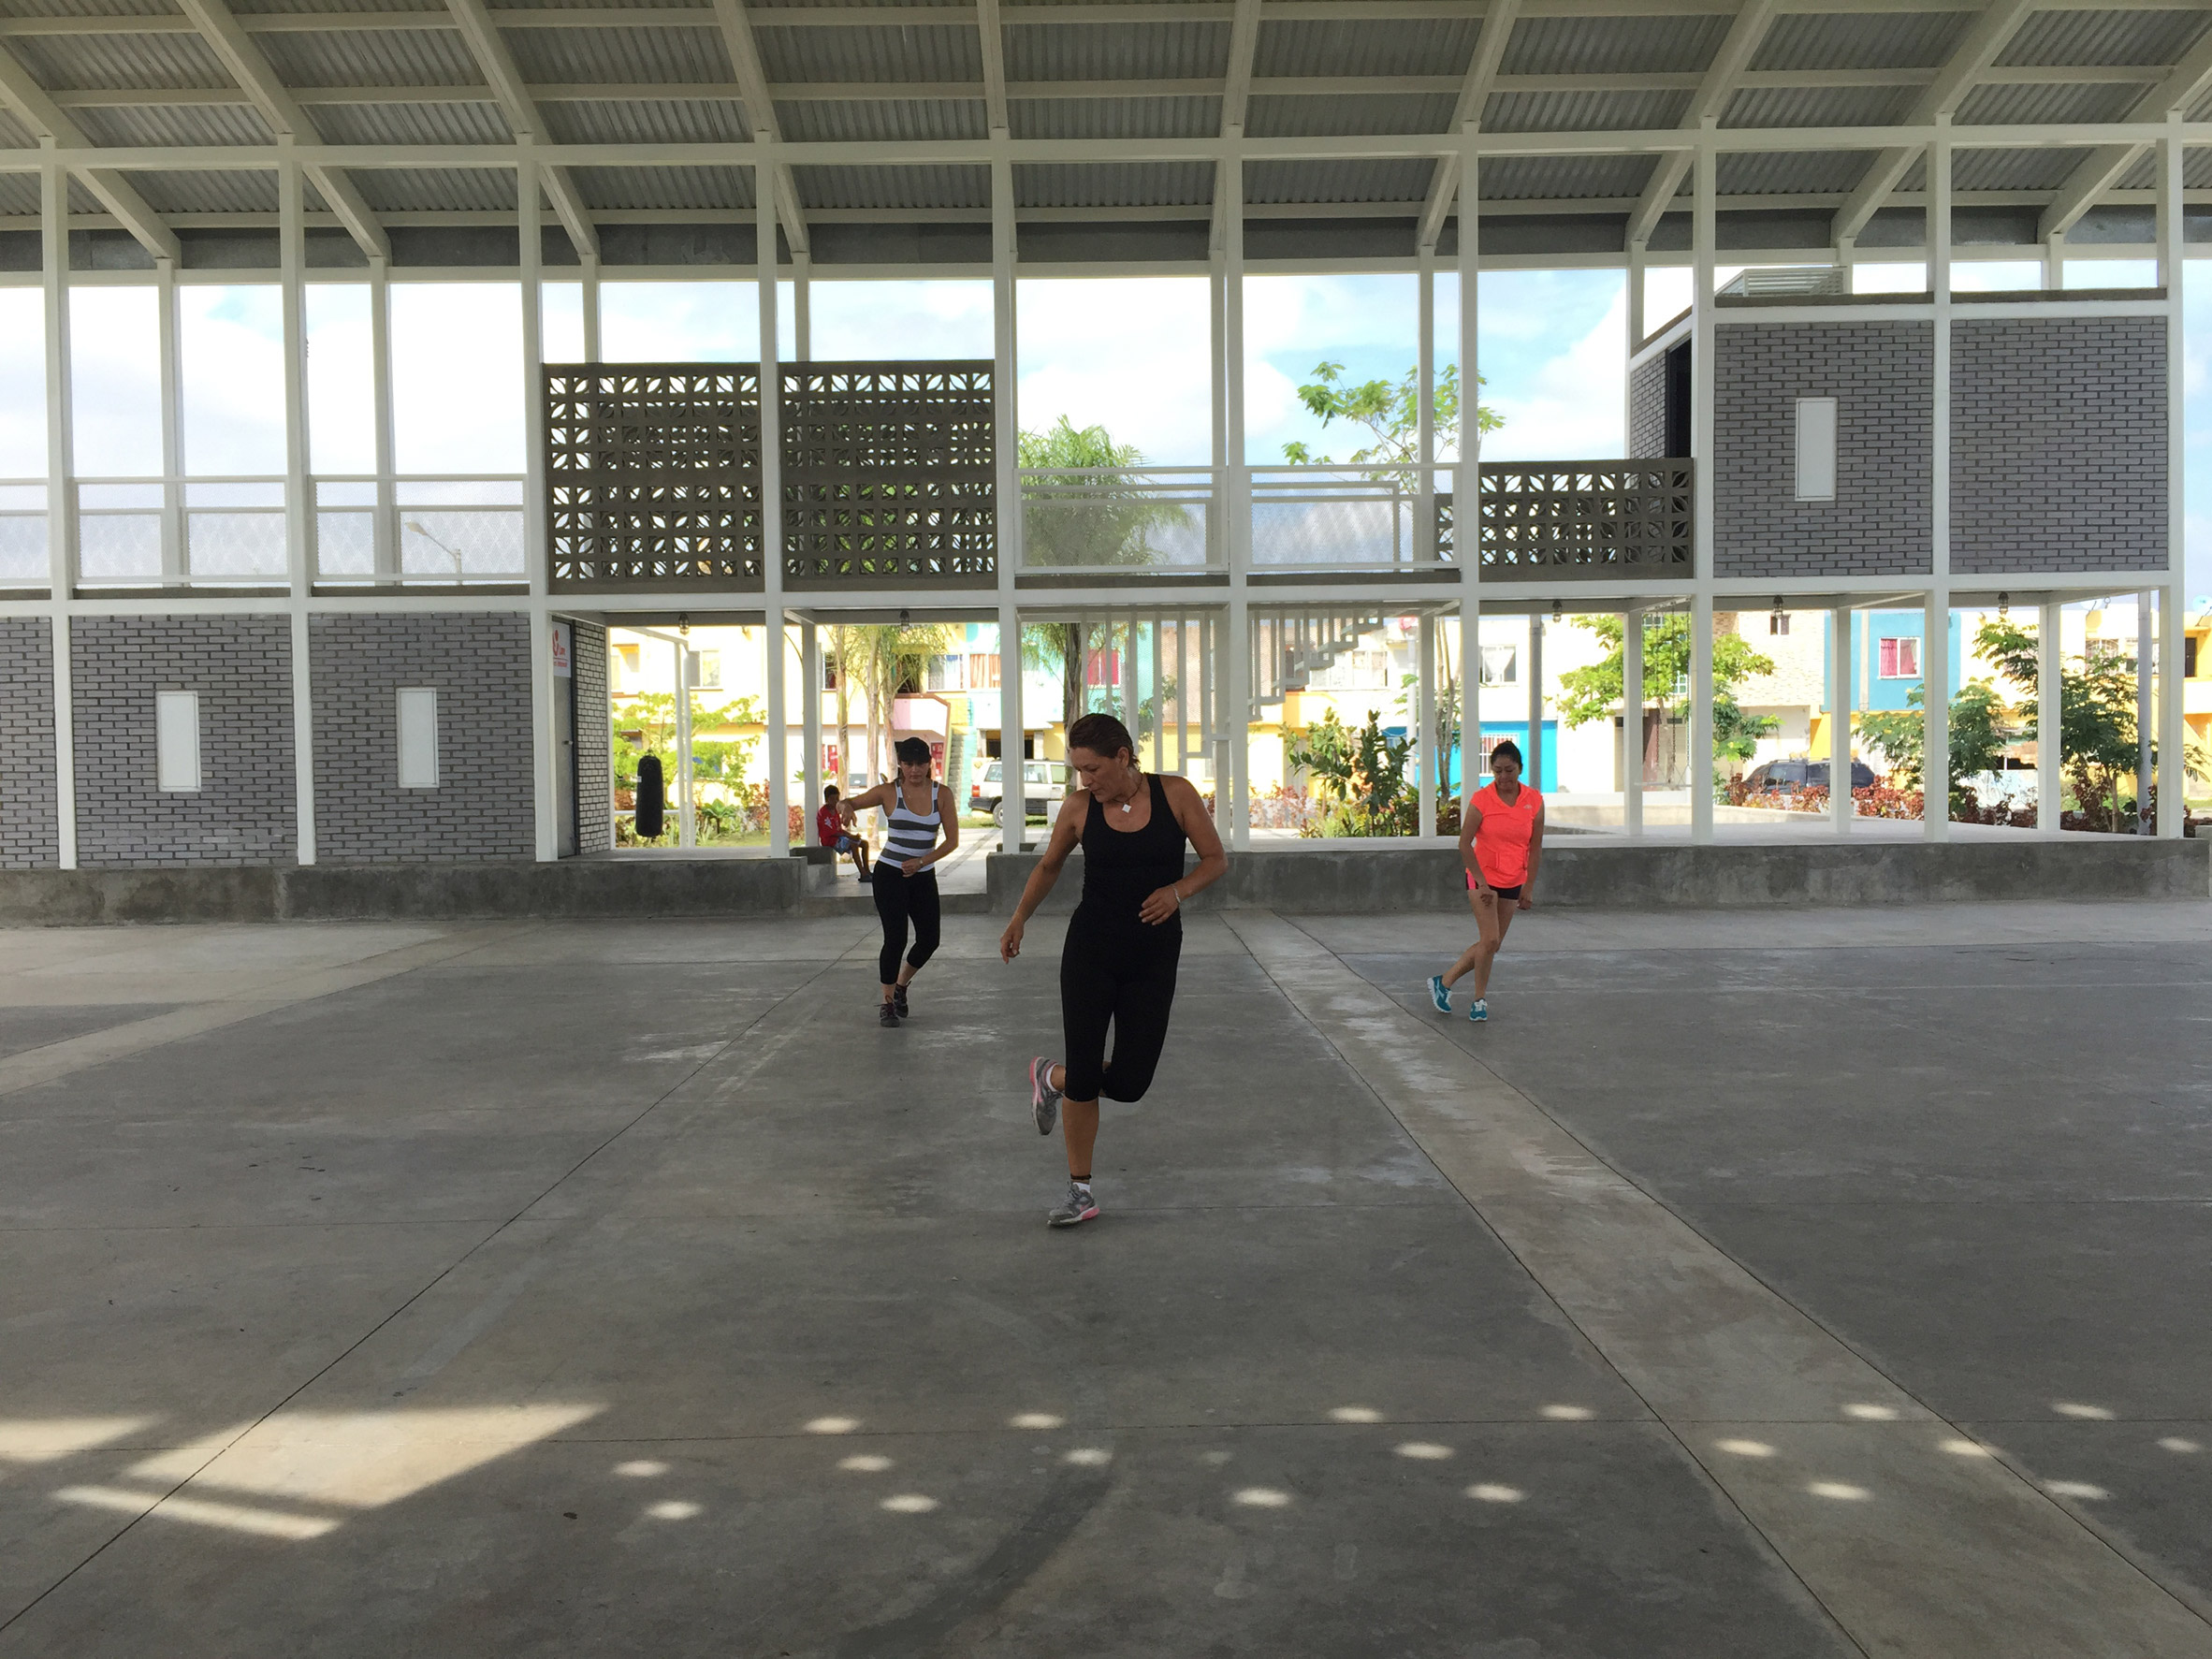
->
xmin=546 ymin=365 xmax=764 ymax=590
xmin=780 ymin=361 xmax=996 ymax=589
xmin=1475 ymin=463 xmax=1695 ymax=579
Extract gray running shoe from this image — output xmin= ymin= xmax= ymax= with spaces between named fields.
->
xmin=1029 ymin=1055 xmax=1062 ymax=1136
xmin=879 ymin=1001 xmax=900 ymax=1028
xmin=1047 ymin=1181 xmax=1099 ymax=1228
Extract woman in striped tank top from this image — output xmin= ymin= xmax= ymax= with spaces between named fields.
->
xmin=839 ymin=736 xmax=959 ymax=1027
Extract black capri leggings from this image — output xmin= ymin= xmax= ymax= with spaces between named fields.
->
xmin=1059 ymin=924 xmax=1182 ymax=1103
xmin=872 ymin=866 xmax=940 ymax=984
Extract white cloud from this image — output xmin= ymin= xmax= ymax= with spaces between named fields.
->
xmin=390 ymin=283 xmax=524 ymax=474
xmin=0 ymin=289 xmax=44 ymax=479
xmin=1017 ymin=277 xmax=1212 ymax=464
xmin=1479 ymin=285 xmax=1627 ymax=462
xmin=69 ymin=286 xmax=163 ymax=478
xmin=811 ymin=279 xmax=993 ymax=358
xmin=180 ymin=284 xmax=286 ymax=475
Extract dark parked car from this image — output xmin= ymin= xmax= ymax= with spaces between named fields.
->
xmin=1743 ymin=757 xmax=1876 ymax=792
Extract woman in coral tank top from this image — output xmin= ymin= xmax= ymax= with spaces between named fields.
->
xmin=1427 ymin=740 xmax=1544 ymax=1024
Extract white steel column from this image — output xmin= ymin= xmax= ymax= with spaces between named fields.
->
xmin=2138 ymin=589 xmax=2154 ymax=828
xmin=801 ymin=619 xmax=822 ymax=833
xmin=42 ymin=154 xmax=77 ymax=870
xmin=1688 ymin=132 xmax=1717 ymax=843
xmin=2037 ymin=600 xmax=2062 ymax=834
xmin=369 ymin=254 xmax=397 ymax=578
xmin=2159 ymin=114 xmax=2187 ymax=837
xmin=1926 ymin=122 xmax=1951 ymax=841
xmin=793 ymin=250 xmax=810 ymax=360
xmin=1526 ymin=615 xmax=1544 ymax=787
xmin=1830 ymin=606 xmax=1853 ymax=834
xmin=156 ymin=255 xmax=182 ymax=580
xmin=1417 ymin=245 xmax=1435 ymax=564
xmin=1224 ymin=151 xmax=1251 ymax=851
xmin=992 ymin=147 xmax=1023 ymax=852
xmin=1456 ymin=119 xmax=1483 ymax=812
xmin=280 ymin=152 xmax=317 ymax=866
xmin=1623 ymin=608 xmax=1644 ymax=834
xmin=580 ymin=251 xmax=601 ymax=363
xmin=520 ymin=144 xmax=558 ymax=861
xmin=1417 ymin=613 xmax=1436 ymax=837
xmin=758 ymin=174 xmax=788 ymax=857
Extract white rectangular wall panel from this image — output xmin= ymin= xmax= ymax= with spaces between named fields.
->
xmin=397 ymin=687 xmax=440 ymax=789
xmin=156 ymin=690 xmax=200 ymax=793
xmin=1795 ymin=397 xmax=1838 ymax=502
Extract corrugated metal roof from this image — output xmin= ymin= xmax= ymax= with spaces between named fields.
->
xmin=6 ymin=0 xmax=188 ymax=19
xmin=544 ymin=96 xmax=751 ymax=143
xmin=1243 ymin=157 xmax=1432 ymax=205
xmin=1715 ymin=150 xmax=1870 ymax=195
xmin=0 ymin=176 xmax=38 ymax=216
xmin=227 ymin=0 xmax=447 ymax=15
xmin=1011 ymin=95 xmax=1221 ymax=139
xmin=1499 ymin=13 xmax=1728 ymax=76
xmin=1253 ymin=18 xmax=1477 ymax=80
xmin=308 ymin=99 xmax=513 ymax=145
xmin=572 ymin=163 xmax=751 ymax=210
xmin=1247 ymin=92 xmax=1455 ymax=138
xmin=1997 ymin=8 xmax=2211 ymax=68
xmin=2111 ymin=146 xmax=2212 ymax=189
xmin=1482 ymin=88 xmax=1690 ymax=134
xmin=779 ymin=97 xmax=987 ymax=142
xmin=1014 ymin=160 xmax=1212 ymax=208
xmin=357 ymin=167 xmax=522 ymax=212
xmin=255 ymin=26 xmax=485 ymax=87
xmin=749 ymin=0 xmax=965 ymax=7
xmin=74 ymin=103 xmax=273 ymax=145
xmin=1953 ymin=80 xmax=2144 ymax=124
xmin=1721 ymin=84 xmax=1916 ymax=128
xmin=1477 ymin=153 xmax=1655 ymax=202
xmin=793 ymin=163 xmax=990 ymax=210
xmin=7 ymin=31 xmax=232 ymax=91
xmin=131 ymin=167 xmax=279 ymax=212
xmin=0 ymin=109 xmax=36 ymax=149
xmin=1751 ymin=11 xmax=1972 ymax=72
xmin=1004 ymin=20 xmax=1228 ymax=80
xmin=1951 ymin=146 xmax=2095 ymax=190
xmin=757 ymin=23 xmax=982 ymax=83
xmin=502 ymin=25 xmax=730 ymax=86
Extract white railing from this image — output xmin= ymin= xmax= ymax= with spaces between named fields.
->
xmin=1247 ymin=462 xmax=1457 ymax=570
xmin=0 ymin=482 xmax=47 ymax=588
xmin=75 ymin=477 xmax=288 ymax=589
xmin=313 ymin=475 xmax=528 ymax=587
xmin=1019 ymin=466 xmax=1217 ymax=571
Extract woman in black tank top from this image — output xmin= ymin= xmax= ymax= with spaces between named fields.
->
xmin=1000 ymin=712 xmax=1229 ymax=1228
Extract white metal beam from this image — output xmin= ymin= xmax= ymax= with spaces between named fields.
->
xmin=978 ymin=0 xmax=1009 ymax=135
xmin=1211 ymin=0 xmax=1265 ymax=254
xmin=1829 ymin=0 xmax=2042 ymax=245
xmin=1418 ymin=0 xmax=1520 ymax=252
xmin=442 ymin=0 xmax=599 ymax=259
xmin=0 ymin=47 xmax=179 ymax=263
xmin=1624 ymin=0 xmax=1780 ymax=251
xmin=2037 ymin=27 xmax=2212 ymax=241
xmin=167 ymin=0 xmax=389 ymax=259
xmin=709 ymin=0 xmax=808 ymax=257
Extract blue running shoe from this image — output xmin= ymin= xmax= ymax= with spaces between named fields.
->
xmin=1428 ymin=974 xmax=1451 ymax=1013
xmin=1468 ymin=997 xmax=1489 ymax=1023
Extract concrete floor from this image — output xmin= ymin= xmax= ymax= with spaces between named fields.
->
xmin=2 ymin=902 xmax=2210 ymax=1656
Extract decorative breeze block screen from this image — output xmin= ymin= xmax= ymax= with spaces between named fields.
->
xmin=781 ymin=363 xmax=997 ymax=588
xmin=1475 ymin=464 xmax=1695 ymax=579
xmin=546 ymin=366 xmax=763 ymax=589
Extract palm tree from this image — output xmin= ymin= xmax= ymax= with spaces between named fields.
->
xmin=834 ymin=622 xmax=959 ymax=783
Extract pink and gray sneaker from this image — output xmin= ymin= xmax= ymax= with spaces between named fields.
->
xmin=1029 ymin=1056 xmax=1063 ymax=1136
xmin=1048 ymin=1180 xmax=1099 ymax=1228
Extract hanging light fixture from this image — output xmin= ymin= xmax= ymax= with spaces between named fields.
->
xmin=1551 ymin=597 xmax=1563 ymax=623
xmin=1772 ymin=596 xmax=1784 ymax=620
xmin=1998 ymin=591 xmax=2010 ymax=618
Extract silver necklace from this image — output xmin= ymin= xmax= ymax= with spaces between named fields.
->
xmin=1118 ymin=771 xmax=1142 ymax=813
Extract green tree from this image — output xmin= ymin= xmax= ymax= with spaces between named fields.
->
xmin=1280 ymin=361 xmax=1501 ymax=473
xmin=1972 ymin=618 xmax=2140 ymax=828
xmin=1555 ymin=616 xmax=1776 ymax=785
xmin=1019 ymin=415 xmax=1193 ymax=569
xmin=1859 ymin=681 xmax=2012 ymax=817
xmin=836 ymin=624 xmax=958 ymax=783
xmin=1286 ymin=706 xmax=1417 ymax=836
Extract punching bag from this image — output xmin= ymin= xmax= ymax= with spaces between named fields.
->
xmin=636 ymin=754 xmax=666 ymax=840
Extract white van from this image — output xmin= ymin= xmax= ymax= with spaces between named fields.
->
xmin=972 ymin=759 xmax=1067 ymax=825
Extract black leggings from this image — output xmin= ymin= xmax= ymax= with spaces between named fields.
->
xmin=873 ymin=866 xmax=940 ymax=985
xmin=1060 ymin=924 xmax=1182 ymax=1103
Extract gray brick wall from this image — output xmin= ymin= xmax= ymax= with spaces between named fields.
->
xmin=1951 ymin=316 xmax=2168 ymax=575
xmin=1628 ymin=354 xmax=1667 ymax=459
xmin=570 ymin=618 xmax=612 ymax=853
xmin=1714 ymin=321 xmax=1934 ymax=579
xmin=0 ymin=618 xmax=57 ymax=870
xmin=71 ymin=615 xmax=297 ymax=867
xmin=310 ymin=613 xmax=534 ymax=862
